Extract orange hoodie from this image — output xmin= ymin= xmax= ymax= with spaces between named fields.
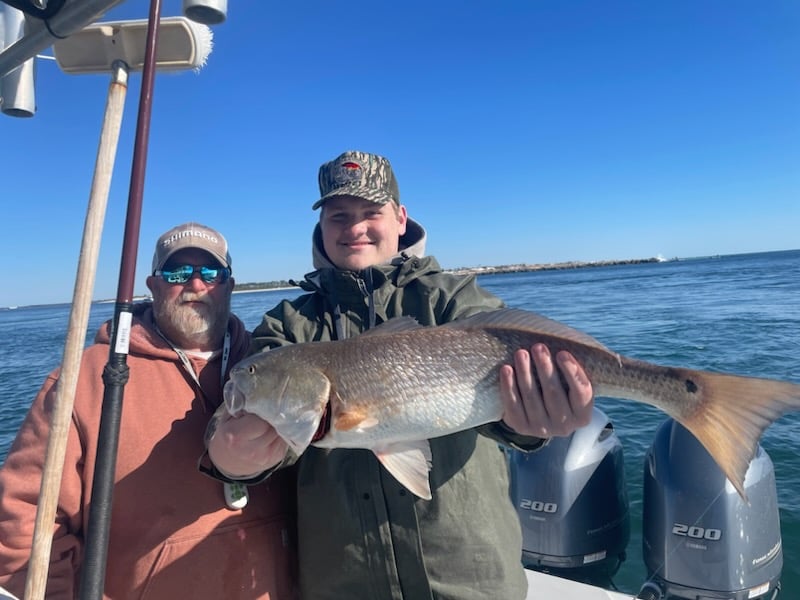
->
xmin=0 ymin=304 xmax=297 ymax=599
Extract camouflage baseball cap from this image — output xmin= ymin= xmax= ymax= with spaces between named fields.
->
xmin=312 ymin=150 xmax=400 ymax=210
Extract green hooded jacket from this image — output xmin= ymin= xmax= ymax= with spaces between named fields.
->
xmin=245 ymin=218 xmax=544 ymax=600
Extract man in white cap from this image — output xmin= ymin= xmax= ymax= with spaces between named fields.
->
xmin=0 ymin=222 xmax=297 ymax=599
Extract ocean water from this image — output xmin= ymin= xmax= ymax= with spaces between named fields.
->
xmin=1 ymin=249 xmax=798 ymax=597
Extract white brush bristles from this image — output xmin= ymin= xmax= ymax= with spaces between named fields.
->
xmin=54 ymin=17 xmax=213 ymax=75
xmin=185 ymin=19 xmax=213 ymax=71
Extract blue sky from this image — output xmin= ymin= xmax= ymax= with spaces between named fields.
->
xmin=2 ymin=0 xmax=799 ymax=307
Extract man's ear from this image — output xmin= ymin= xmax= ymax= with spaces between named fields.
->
xmin=397 ymin=204 xmax=408 ymax=235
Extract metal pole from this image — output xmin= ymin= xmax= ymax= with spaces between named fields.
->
xmin=78 ymin=0 xmax=162 ymax=597
xmin=0 ymin=0 xmax=126 ymax=78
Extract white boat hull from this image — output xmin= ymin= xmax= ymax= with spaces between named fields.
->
xmin=526 ymin=568 xmax=634 ymax=599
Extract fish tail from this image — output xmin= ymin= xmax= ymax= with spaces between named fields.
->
xmin=682 ymin=371 xmax=800 ymax=499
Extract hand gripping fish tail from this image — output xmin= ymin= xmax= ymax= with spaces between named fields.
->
xmin=223 ymin=307 xmax=800 ymax=501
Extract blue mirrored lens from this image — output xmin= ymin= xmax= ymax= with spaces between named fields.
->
xmin=157 ymin=265 xmax=229 ymax=284
xmin=198 ymin=266 xmax=227 ymax=283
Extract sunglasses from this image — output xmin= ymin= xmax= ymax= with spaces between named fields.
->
xmin=155 ymin=265 xmax=231 ymax=285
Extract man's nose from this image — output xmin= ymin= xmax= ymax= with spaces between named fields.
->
xmin=186 ymin=272 xmax=209 ymax=290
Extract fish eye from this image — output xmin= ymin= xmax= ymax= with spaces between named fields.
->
xmin=247 ymin=364 xmax=256 ymax=374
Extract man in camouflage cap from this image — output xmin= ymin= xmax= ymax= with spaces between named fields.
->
xmin=307 ymin=150 xmax=422 ymax=272
xmin=207 ymin=150 xmax=594 ymax=600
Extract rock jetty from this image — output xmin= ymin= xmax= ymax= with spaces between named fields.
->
xmin=445 ymin=257 xmax=664 ymax=277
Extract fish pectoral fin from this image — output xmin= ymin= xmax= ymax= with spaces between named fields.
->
xmin=373 ymin=441 xmax=433 ymax=501
xmin=334 ymin=410 xmax=378 ymax=432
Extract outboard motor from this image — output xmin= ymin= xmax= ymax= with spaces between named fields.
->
xmin=508 ymin=407 xmax=630 ymax=588
xmin=639 ymin=418 xmax=782 ymax=600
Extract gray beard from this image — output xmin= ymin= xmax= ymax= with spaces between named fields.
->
xmin=154 ymin=296 xmax=229 ymax=349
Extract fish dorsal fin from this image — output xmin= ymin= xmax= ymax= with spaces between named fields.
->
xmin=360 ymin=316 xmax=425 ymax=337
xmin=373 ymin=440 xmax=433 ymax=500
xmin=443 ymin=308 xmax=611 ymax=352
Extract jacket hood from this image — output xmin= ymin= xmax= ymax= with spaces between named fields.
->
xmin=311 ymin=217 xmax=427 ymax=270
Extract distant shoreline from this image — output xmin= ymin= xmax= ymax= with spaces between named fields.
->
xmin=7 ymin=246 xmax=797 ymax=311
xmin=1 ymin=256 xmax=669 ymax=310
xmin=232 ymin=257 xmax=668 ymax=294
xmin=232 ymin=286 xmax=297 ymax=294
